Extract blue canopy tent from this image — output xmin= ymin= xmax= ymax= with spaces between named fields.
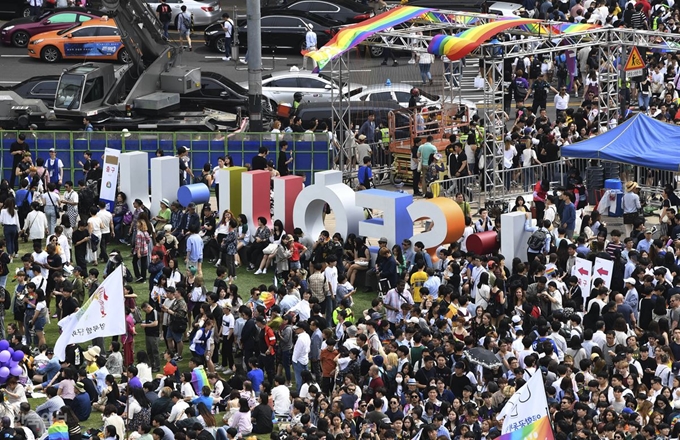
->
xmin=561 ymin=113 xmax=680 ymax=172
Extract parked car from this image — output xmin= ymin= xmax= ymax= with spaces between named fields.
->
xmin=262 ymin=0 xmax=373 ymax=24
xmin=351 ymin=82 xmax=478 ymax=116
xmin=204 ymin=10 xmax=341 ymax=53
xmin=27 ymin=17 xmax=131 ymax=64
xmin=0 ymin=0 xmax=30 ymax=19
xmin=180 ymin=71 xmax=273 ymax=115
xmin=238 ymin=70 xmax=365 ymax=107
xmin=143 ymin=0 xmax=221 ymax=27
xmin=3 ymin=75 xmax=60 ymax=107
xmin=1 ymin=8 xmax=102 ymax=47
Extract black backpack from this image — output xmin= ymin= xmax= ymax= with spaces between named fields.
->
xmin=527 ymin=229 xmax=547 ymax=251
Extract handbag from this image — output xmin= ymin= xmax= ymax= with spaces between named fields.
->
xmin=262 ymin=243 xmax=278 ymax=255
xmin=474 ymin=75 xmax=485 ymax=89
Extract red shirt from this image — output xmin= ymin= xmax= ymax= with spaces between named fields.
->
xmin=291 ymin=242 xmax=305 ymax=262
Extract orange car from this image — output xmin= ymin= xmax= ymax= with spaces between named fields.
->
xmin=28 ymin=16 xmax=131 ymax=64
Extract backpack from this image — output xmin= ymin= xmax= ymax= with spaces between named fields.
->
xmin=181 ymin=13 xmax=191 ymax=29
xmin=527 ymin=229 xmax=547 ymax=251
xmin=1 ymin=288 xmax=10 ymax=311
xmin=379 ymin=369 xmax=396 ymax=396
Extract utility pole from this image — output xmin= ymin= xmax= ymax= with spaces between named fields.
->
xmin=247 ymin=0 xmax=263 ymax=132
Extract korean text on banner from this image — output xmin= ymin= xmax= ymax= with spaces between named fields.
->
xmin=592 ymin=257 xmax=614 ymax=289
xmin=573 ymin=257 xmax=592 ymax=308
xmin=100 ymin=148 xmax=121 ymax=212
xmin=497 ymin=371 xmax=553 ymax=438
xmin=54 ymin=266 xmax=126 ymax=361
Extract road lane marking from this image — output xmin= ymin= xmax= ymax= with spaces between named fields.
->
xmin=0 ymin=55 xmax=29 ymax=58
xmin=204 ymin=56 xmax=287 ymax=60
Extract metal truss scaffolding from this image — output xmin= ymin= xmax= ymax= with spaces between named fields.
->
xmin=329 ymin=53 xmax=352 ymax=173
xmin=330 ymin=11 xmax=680 ymax=201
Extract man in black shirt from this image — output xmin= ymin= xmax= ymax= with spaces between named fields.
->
xmin=9 ymin=134 xmax=29 ymax=188
xmin=60 ymin=282 xmax=79 ymax=319
xmin=45 ymin=244 xmax=62 ymax=310
xmin=72 ymin=221 xmax=89 ymax=272
xmin=449 ymin=361 xmax=472 ymax=398
xmin=411 ymin=137 xmax=422 ymax=196
xmin=141 ymin=302 xmax=161 ymax=371
xmin=251 ymin=146 xmax=268 ymax=170
xmin=156 ymin=0 xmax=173 ymax=39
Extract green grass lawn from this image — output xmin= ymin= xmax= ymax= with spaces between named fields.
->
xmin=18 ymin=239 xmax=375 ymax=432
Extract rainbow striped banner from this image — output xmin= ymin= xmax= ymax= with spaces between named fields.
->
xmin=499 ymin=416 xmax=554 ymax=440
xmin=47 ymin=421 xmax=69 ymax=440
xmin=307 ymin=6 xmax=434 ymax=70
xmin=192 ymin=365 xmax=212 ymax=394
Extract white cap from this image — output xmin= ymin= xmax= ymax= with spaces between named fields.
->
xmin=512 ymin=315 xmax=521 ymax=324
xmin=624 ymin=277 xmax=636 ymax=285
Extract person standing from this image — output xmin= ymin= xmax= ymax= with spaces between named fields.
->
xmin=45 ymin=149 xmax=64 ymax=190
xmin=561 ymin=191 xmax=577 ymax=239
xmin=177 ymin=5 xmax=192 ymax=51
xmin=141 ymin=302 xmax=161 ymax=372
xmin=302 ymin=23 xmax=317 ymax=71
xmin=221 ymin=13 xmax=234 ymax=61
xmin=292 ymin=322 xmax=311 ymax=393
xmin=411 ymin=137 xmax=422 ymax=196
xmin=60 ymin=181 xmax=78 ymax=231
xmin=0 ymin=200 xmax=19 ymax=260
xmin=133 ymin=220 xmax=151 ymax=283
xmin=28 ymin=0 xmax=42 ymax=17
xmin=97 ymin=202 xmax=114 ymax=263
xmin=418 ymin=52 xmax=434 ymax=86
xmin=9 ymin=135 xmax=29 ymax=189
xmin=622 ymin=181 xmax=642 ymax=238
xmin=156 ymin=0 xmax=173 ymax=40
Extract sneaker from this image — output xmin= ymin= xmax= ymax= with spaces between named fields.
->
xmin=380 ymin=61 xmax=387 ymax=66
xmin=262 ymin=268 xmax=267 ymax=274
xmin=222 ymin=56 xmax=231 ymax=61
xmin=51 ymin=313 xmax=57 ymax=318
xmin=392 ymin=61 xmax=398 ymax=66
xmin=254 ymin=269 xmax=263 ymax=275
xmin=135 ymin=277 xmax=145 ymax=283
xmin=246 ymin=265 xmax=255 ymax=271
xmin=189 ymin=47 xmax=193 ymax=51
xmin=215 ymin=259 xmax=221 ymax=266
xmin=408 ymin=59 xmax=415 ymax=64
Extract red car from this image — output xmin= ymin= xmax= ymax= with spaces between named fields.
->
xmin=0 ymin=8 xmax=102 ymax=47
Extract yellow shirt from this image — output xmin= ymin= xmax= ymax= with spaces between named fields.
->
xmin=410 ymin=271 xmax=428 ymax=302
xmin=86 ymin=362 xmax=98 ymax=374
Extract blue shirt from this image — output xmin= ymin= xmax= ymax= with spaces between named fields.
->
xmin=186 ymin=234 xmax=203 ymax=262
xmin=247 ymin=368 xmax=265 ymax=393
xmin=561 ymin=202 xmax=576 ymax=230
xmin=192 ymin=395 xmax=214 ymax=409
xmin=37 ymin=357 xmax=61 ymax=383
xmin=637 ymin=238 xmax=653 ymax=253
xmin=358 ymin=166 xmax=373 ymax=187
xmin=71 ymin=392 xmax=92 ymax=422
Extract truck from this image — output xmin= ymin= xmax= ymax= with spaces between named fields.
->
xmin=0 ymin=0 xmax=252 ymax=132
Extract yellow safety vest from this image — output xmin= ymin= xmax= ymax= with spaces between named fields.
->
xmin=380 ymin=127 xmax=390 ymax=144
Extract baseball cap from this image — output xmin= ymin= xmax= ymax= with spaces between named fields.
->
xmin=512 ymin=315 xmax=521 ymax=324
xmin=454 ymin=361 xmax=465 ymax=369
xmin=379 ymin=237 xmax=388 ymax=243
xmin=624 ymin=277 xmax=636 ymax=284
xmin=255 ymin=316 xmax=266 ymax=324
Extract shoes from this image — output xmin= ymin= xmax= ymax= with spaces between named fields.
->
xmin=254 ymin=269 xmax=263 ymax=275
xmin=189 ymin=47 xmax=193 ymax=51
xmin=393 ymin=61 xmax=398 ymax=66
xmin=429 ymin=79 xmax=433 ymax=86
xmin=247 ymin=265 xmax=255 ymax=271
xmin=135 ymin=277 xmax=145 ymax=283
xmin=414 ymin=191 xmax=423 ymax=196
xmin=408 ymin=59 xmax=415 ymax=64
xmin=51 ymin=313 xmax=57 ymax=318
xmin=215 ymin=259 xmax=221 ymax=266
xmin=262 ymin=268 xmax=267 ymax=274
xmin=222 ymin=56 xmax=231 ymax=61
xmin=381 ymin=61 xmax=387 ymax=66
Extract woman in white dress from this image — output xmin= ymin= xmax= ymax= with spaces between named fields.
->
xmin=87 ymin=206 xmax=104 ymax=264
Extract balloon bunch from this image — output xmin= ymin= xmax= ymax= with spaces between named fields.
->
xmin=0 ymin=340 xmax=24 ymax=382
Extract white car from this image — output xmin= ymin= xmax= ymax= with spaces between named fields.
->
xmin=488 ymin=1 xmax=525 ymax=16
xmin=239 ymin=70 xmax=366 ymax=106
xmin=144 ymin=0 xmax=221 ymax=27
xmin=350 ymin=82 xmax=477 ymax=116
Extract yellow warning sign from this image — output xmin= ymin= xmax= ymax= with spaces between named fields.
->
xmin=625 ymin=47 xmax=646 ymax=71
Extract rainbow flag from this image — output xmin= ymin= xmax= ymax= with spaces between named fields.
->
xmin=191 ymin=365 xmax=212 ymax=394
xmin=47 ymin=421 xmax=69 ymax=440
xmin=551 ymin=22 xmax=599 ymax=34
xmin=499 ymin=416 xmax=554 ymax=440
xmin=428 ymin=18 xmax=541 ymax=61
xmin=307 ymin=6 xmax=434 ymax=70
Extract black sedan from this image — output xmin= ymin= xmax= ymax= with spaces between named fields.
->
xmin=1 ymin=75 xmax=60 ymax=107
xmin=204 ymin=10 xmax=341 ymax=54
xmin=181 ymin=71 xmax=273 ymax=115
xmin=262 ymin=0 xmax=373 ymax=24
xmin=0 ymin=0 xmax=29 ymax=19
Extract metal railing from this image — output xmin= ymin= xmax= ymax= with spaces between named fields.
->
xmin=0 ymin=130 xmax=332 ymax=186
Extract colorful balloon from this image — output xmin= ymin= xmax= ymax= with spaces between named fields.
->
xmin=9 ymin=366 xmax=22 ymax=377
xmin=0 ymin=367 xmax=10 ymax=378
xmin=0 ymin=351 xmax=10 ymax=364
xmin=11 ymin=351 xmax=24 ymax=362
xmin=0 ymin=341 xmax=9 ymax=352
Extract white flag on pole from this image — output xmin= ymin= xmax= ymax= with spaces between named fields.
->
xmin=54 ymin=266 xmax=126 ymax=361
xmin=496 ymin=371 xmax=551 ymax=435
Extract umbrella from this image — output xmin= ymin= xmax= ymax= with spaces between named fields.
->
xmin=466 ymin=347 xmax=502 ymax=369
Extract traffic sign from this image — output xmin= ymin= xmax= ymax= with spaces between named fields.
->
xmin=624 ymin=47 xmax=646 ymax=72
xmin=592 ymin=257 xmax=614 ymax=289
xmin=574 ymin=257 xmax=592 ymax=308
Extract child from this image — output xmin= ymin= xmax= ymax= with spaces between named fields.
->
xmin=77 ymin=150 xmax=92 ymax=180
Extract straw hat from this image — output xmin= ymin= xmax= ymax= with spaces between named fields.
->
xmin=625 ymin=181 xmax=638 ymax=192
xmin=83 ymin=346 xmax=101 ymax=362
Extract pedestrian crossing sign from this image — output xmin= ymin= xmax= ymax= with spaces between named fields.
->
xmin=624 ymin=47 xmax=646 ymax=72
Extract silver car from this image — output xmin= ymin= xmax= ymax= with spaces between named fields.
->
xmin=144 ymin=0 xmax=221 ymax=27
xmin=239 ymin=70 xmax=366 ymax=106
xmin=350 ymin=82 xmax=477 ymax=116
